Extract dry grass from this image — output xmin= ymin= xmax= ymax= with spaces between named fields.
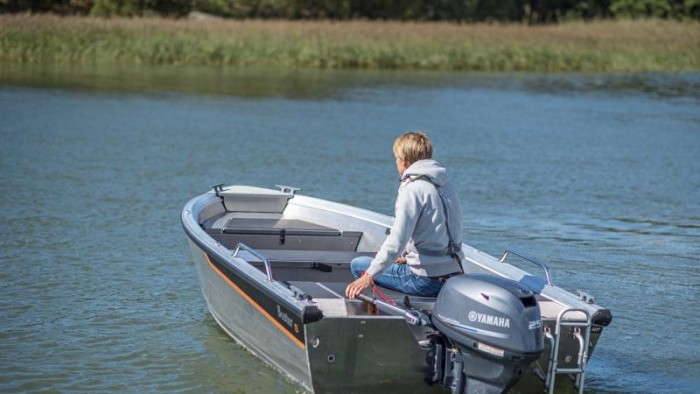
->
xmin=1 ymin=14 xmax=698 ymax=71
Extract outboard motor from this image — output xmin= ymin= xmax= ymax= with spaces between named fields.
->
xmin=428 ymin=274 xmax=544 ymax=394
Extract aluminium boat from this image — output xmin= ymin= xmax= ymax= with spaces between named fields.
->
xmin=181 ymin=184 xmax=612 ymax=393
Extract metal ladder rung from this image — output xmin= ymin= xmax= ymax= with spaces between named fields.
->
xmin=560 ymin=321 xmax=590 ymax=327
xmin=556 ymin=368 xmax=585 ymax=373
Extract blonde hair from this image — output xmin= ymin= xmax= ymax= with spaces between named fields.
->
xmin=393 ymin=131 xmax=433 ymax=164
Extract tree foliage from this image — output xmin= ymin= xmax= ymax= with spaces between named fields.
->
xmin=1 ymin=0 xmax=698 ymax=21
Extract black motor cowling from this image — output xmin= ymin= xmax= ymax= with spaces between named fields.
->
xmin=428 ymin=274 xmax=544 ymax=394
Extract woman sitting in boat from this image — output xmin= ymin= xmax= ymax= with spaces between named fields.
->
xmin=345 ymin=131 xmax=465 ymax=299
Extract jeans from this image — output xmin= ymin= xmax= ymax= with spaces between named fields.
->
xmin=350 ymin=256 xmax=445 ymax=297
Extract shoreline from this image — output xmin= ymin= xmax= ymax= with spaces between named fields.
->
xmin=1 ymin=15 xmax=698 ymax=72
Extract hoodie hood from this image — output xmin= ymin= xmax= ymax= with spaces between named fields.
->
xmin=402 ymin=159 xmax=448 ymax=187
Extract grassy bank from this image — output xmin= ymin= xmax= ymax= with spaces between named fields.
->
xmin=1 ymin=14 xmax=698 ymax=72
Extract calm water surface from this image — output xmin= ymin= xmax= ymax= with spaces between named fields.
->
xmin=1 ymin=64 xmax=698 ymax=393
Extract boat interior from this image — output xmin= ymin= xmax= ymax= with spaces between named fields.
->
xmin=200 ymin=190 xmax=577 ymax=325
xmin=203 ymin=211 xmax=418 ymax=313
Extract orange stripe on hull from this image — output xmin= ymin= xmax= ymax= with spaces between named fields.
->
xmin=204 ymin=253 xmax=305 ymax=349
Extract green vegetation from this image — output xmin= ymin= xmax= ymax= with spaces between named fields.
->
xmin=1 ymin=15 xmax=698 ymax=72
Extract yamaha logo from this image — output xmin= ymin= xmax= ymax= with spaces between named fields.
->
xmin=468 ymin=311 xmax=511 ymax=328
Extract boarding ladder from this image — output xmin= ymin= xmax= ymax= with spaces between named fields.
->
xmin=544 ymin=308 xmax=592 ymax=394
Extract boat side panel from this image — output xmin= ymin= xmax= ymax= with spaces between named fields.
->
xmin=189 ymin=241 xmax=312 ymax=390
xmin=305 ymin=317 xmax=443 ymax=394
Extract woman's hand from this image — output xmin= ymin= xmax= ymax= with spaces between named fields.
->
xmin=396 ymin=256 xmax=407 ymax=264
xmin=345 ymin=274 xmax=373 ymax=299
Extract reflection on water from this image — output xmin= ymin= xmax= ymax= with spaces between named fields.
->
xmin=515 ymin=72 xmax=700 ymax=99
xmin=3 ymin=63 xmax=699 ymax=101
xmin=1 ymin=64 xmax=698 ymax=393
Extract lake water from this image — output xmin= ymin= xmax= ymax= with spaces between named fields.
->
xmin=1 ymin=64 xmax=698 ymax=393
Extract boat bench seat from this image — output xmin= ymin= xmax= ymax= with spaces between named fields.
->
xmin=208 ymin=217 xmax=363 ymax=252
xmin=239 ymin=249 xmax=374 ymax=265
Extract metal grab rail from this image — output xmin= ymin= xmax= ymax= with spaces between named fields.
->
xmin=499 ymin=249 xmax=553 ymax=286
xmin=232 ymin=242 xmax=274 ymax=281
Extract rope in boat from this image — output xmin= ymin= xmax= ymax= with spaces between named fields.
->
xmin=372 ymin=284 xmax=397 ymax=306
xmin=360 ymin=272 xmax=397 ymax=306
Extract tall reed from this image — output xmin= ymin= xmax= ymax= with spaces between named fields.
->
xmin=1 ymin=15 xmax=698 ymax=72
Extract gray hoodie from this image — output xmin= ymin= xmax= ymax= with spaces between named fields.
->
xmin=366 ymin=159 xmax=465 ymax=278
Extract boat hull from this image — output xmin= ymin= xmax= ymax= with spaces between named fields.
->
xmin=189 ymin=241 xmax=313 ymax=390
